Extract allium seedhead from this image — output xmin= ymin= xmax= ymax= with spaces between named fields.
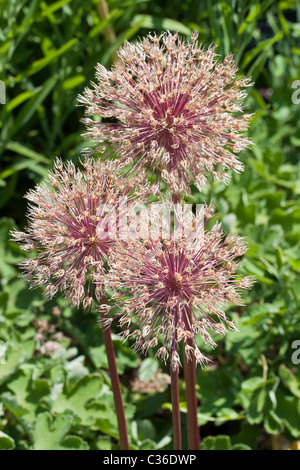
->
xmin=79 ymin=31 xmax=253 ymax=197
xmin=11 ymin=158 xmax=148 ymax=308
xmin=105 ymin=202 xmax=255 ymax=371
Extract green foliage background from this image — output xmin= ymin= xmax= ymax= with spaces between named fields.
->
xmin=0 ymin=0 xmax=300 ymax=450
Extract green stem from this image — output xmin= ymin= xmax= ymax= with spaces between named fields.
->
xmin=96 ymin=0 xmax=118 ymax=63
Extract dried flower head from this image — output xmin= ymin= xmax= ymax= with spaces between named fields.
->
xmin=79 ymin=31 xmax=252 ymax=197
xmin=105 ymin=202 xmax=255 ymax=371
xmin=11 ymin=158 xmax=148 ymax=309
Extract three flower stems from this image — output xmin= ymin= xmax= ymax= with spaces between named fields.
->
xmin=100 ymin=298 xmax=200 ymax=451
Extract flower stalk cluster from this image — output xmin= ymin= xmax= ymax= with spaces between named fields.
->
xmin=79 ymin=31 xmax=252 ymax=197
xmin=13 ymin=30 xmax=254 ymax=451
xmin=12 ymin=158 xmax=148 ymax=309
xmin=104 ymin=202 xmax=254 ymax=371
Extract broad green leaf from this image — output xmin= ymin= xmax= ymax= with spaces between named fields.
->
xmin=242 ymin=377 xmax=272 ymax=392
xmin=51 ymin=375 xmax=105 ymax=425
xmin=264 ymin=410 xmax=283 ymax=435
xmin=0 ymin=431 xmax=15 ymax=450
xmin=202 ymin=435 xmax=231 ymax=450
xmin=276 ymin=392 xmax=300 ymax=438
xmin=138 ymin=358 xmax=159 ymax=382
xmin=279 ymin=365 xmax=300 ymax=398
xmin=247 ymin=388 xmax=268 ymax=424
xmin=216 ymin=407 xmax=245 ymax=424
xmin=65 ymin=355 xmax=89 ymax=383
xmin=4 ymin=371 xmax=50 ymax=425
xmin=0 ymin=342 xmax=35 ymax=385
xmin=230 ymin=443 xmax=252 ymax=450
xmin=33 ymin=412 xmax=89 ymax=450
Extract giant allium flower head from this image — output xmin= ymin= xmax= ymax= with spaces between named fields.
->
xmin=79 ymin=31 xmax=253 ymax=197
xmin=11 ymin=158 xmax=149 ymax=309
xmin=105 ymin=202 xmax=255 ymax=371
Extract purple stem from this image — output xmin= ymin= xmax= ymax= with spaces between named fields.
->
xmin=99 ymin=295 xmax=129 ymax=450
xmin=171 ymin=361 xmax=182 ymax=450
xmin=183 ymin=317 xmax=200 ymax=450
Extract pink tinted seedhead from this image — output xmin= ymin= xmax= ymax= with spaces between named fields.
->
xmin=11 ymin=158 xmax=149 ymax=309
xmin=79 ymin=31 xmax=253 ymax=197
xmin=105 ymin=201 xmax=255 ymax=371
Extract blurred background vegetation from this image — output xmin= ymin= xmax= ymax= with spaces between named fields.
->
xmin=0 ymin=0 xmax=300 ymax=450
